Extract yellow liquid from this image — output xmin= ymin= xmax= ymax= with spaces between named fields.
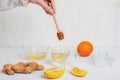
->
xmin=52 ymin=53 xmax=69 ymax=64
xmin=26 ymin=52 xmax=47 ymax=60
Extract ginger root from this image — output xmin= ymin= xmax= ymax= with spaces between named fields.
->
xmin=13 ymin=62 xmax=26 ymax=73
xmin=2 ymin=64 xmax=14 ymax=75
xmin=25 ymin=62 xmax=44 ymax=71
xmin=2 ymin=62 xmax=44 ymax=75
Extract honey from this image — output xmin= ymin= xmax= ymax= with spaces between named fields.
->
xmin=26 ymin=52 xmax=47 ymax=60
xmin=52 ymin=53 xmax=69 ymax=64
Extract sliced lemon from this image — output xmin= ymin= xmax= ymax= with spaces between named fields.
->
xmin=71 ymin=67 xmax=88 ymax=77
xmin=44 ymin=67 xmax=65 ymax=79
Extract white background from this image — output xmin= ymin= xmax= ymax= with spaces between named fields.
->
xmin=0 ymin=0 xmax=118 ymax=48
xmin=0 ymin=1 xmax=120 ymax=80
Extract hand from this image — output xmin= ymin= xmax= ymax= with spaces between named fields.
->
xmin=29 ymin=0 xmax=55 ymax=15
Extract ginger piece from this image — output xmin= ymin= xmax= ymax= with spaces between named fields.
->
xmin=7 ymin=70 xmax=14 ymax=75
xmin=25 ymin=62 xmax=44 ymax=70
xmin=23 ymin=66 xmax=33 ymax=74
xmin=2 ymin=64 xmax=14 ymax=75
xmin=13 ymin=62 xmax=34 ymax=74
xmin=13 ymin=62 xmax=25 ymax=73
xmin=13 ymin=62 xmax=43 ymax=74
xmin=2 ymin=62 xmax=44 ymax=75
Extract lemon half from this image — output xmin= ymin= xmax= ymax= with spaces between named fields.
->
xmin=44 ymin=67 xmax=65 ymax=79
xmin=71 ymin=67 xmax=88 ymax=77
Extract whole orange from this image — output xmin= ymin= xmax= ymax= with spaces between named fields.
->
xmin=77 ymin=41 xmax=93 ymax=57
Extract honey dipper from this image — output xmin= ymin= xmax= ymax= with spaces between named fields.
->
xmin=47 ymin=0 xmax=64 ymax=41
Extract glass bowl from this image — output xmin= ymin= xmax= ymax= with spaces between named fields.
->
xmin=23 ymin=46 xmax=49 ymax=60
xmin=51 ymin=46 xmax=70 ymax=65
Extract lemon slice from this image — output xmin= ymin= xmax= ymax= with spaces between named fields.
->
xmin=71 ymin=67 xmax=88 ymax=77
xmin=44 ymin=67 xmax=65 ymax=79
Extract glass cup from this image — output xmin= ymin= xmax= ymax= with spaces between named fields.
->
xmin=90 ymin=49 xmax=114 ymax=67
xmin=51 ymin=46 xmax=70 ymax=66
xmin=72 ymin=48 xmax=114 ymax=67
xmin=23 ymin=46 xmax=49 ymax=61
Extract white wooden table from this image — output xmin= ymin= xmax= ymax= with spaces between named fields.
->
xmin=0 ymin=47 xmax=120 ymax=80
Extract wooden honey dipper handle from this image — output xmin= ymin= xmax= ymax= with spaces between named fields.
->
xmin=47 ymin=1 xmax=60 ymax=32
xmin=52 ymin=14 xmax=60 ymax=32
xmin=48 ymin=1 xmax=64 ymax=40
xmin=52 ymin=13 xmax=64 ymax=40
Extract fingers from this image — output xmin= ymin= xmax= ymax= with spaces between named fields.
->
xmin=50 ymin=0 xmax=56 ymax=14
xmin=44 ymin=0 xmax=49 ymax=5
xmin=37 ymin=0 xmax=53 ymax=15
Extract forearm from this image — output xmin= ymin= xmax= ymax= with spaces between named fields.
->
xmin=0 ymin=0 xmax=28 ymax=11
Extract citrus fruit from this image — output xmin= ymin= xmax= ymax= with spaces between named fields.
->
xmin=77 ymin=41 xmax=93 ymax=57
xmin=44 ymin=67 xmax=65 ymax=79
xmin=71 ymin=67 xmax=88 ymax=77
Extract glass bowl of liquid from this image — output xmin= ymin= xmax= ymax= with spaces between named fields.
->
xmin=23 ymin=46 xmax=49 ymax=60
xmin=51 ymin=46 xmax=70 ymax=65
